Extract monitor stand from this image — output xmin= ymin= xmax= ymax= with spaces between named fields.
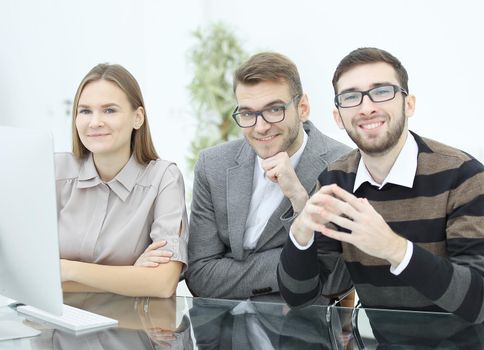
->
xmin=0 ymin=296 xmax=41 ymax=341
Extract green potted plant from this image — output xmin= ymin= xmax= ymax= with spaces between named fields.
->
xmin=186 ymin=22 xmax=248 ymax=171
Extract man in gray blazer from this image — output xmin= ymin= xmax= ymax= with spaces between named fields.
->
xmin=185 ymin=52 xmax=350 ymax=300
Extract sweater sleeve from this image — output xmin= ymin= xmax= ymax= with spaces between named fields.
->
xmin=398 ymin=158 xmax=484 ymax=323
xmin=278 ymin=233 xmax=352 ymax=307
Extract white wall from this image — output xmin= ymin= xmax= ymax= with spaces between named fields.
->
xmin=202 ymin=0 xmax=484 ymax=161
xmin=1 ymin=0 xmax=482 ymax=186
xmin=0 ymin=0 xmax=202 ymax=176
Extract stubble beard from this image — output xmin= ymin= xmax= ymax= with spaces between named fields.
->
xmin=251 ymin=115 xmax=302 ymax=159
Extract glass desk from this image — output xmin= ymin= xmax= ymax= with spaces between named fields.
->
xmin=0 ymin=293 xmax=482 ymax=349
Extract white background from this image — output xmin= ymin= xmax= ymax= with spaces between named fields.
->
xmin=1 ymin=0 xmax=483 ymax=184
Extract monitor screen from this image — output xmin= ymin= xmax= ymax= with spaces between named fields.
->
xmin=0 ymin=126 xmax=63 ymax=316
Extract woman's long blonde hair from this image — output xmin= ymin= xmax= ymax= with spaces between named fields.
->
xmin=72 ymin=63 xmax=158 ymax=164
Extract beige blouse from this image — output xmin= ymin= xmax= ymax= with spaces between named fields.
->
xmin=55 ymin=153 xmax=188 ymax=267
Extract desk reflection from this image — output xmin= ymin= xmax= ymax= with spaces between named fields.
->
xmin=5 ymin=294 xmax=484 ymax=349
xmin=189 ymin=298 xmax=342 ymax=349
xmin=360 ymin=308 xmax=484 ymax=349
xmin=27 ymin=293 xmax=192 ymax=350
xmin=189 ymin=298 xmax=484 ymax=350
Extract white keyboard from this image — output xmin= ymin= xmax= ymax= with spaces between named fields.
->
xmin=17 ymin=304 xmax=118 ymax=333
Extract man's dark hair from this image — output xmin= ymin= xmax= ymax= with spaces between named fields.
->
xmin=332 ymin=47 xmax=409 ymax=94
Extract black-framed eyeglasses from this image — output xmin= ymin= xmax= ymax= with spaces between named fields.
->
xmin=334 ymin=84 xmax=408 ymax=108
xmin=232 ymin=95 xmax=299 ymax=128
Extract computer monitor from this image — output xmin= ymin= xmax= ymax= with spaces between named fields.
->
xmin=0 ymin=126 xmax=63 ymax=330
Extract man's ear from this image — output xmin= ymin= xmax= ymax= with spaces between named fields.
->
xmin=297 ymin=94 xmax=310 ymax=122
xmin=332 ymin=108 xmax=345 ymax=129
xmin=404 ymin=94 xmax=416 ymax=119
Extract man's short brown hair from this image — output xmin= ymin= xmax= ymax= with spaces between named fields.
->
xmin=233 ymin=52 xmax=303 ymax=99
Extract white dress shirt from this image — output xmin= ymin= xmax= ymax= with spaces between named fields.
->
xmin=243 ymin=131 xmax=308 ymax=250
xmin=291 ymin=131 xmax=418 ymax=275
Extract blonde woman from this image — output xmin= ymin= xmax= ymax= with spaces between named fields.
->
xmin=57 ymin=63 xmax=186 ymax=297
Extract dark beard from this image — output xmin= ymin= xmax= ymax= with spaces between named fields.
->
xmin=345 ymin=104 xmax=406 ymax=156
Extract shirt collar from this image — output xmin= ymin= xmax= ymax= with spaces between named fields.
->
xmin=255 ymin=129 xmax=308 ymax=175
xmin=77 ymin=153 xmax=101 ymax=187
xmin=353 ymin=131 xmax=418 ymax=192
xmin=109 ymin=154 xmax=145 ymax=200
xmin=77 ymin=153 xmax=145 ymax=201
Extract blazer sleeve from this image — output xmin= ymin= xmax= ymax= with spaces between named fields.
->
xmin=185 ymin=152 xmax=282 ymax=298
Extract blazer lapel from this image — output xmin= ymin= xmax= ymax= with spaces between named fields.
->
xmin=253 ymin=196 xmax=291 ymax=250
xmin=227 ymin=142 xmax=256 ymax=260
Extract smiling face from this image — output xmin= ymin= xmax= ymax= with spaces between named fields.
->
xmin=75 ymin=79 xmax=144 ymax=163
xmin=235 ymin=80 xmax=309 ymax=159
xmin=333 ymin=62 xmax=415 ymax=157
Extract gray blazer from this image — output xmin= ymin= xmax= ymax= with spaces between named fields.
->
xmin=185 ymin=121 xmax=350 ymax=299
